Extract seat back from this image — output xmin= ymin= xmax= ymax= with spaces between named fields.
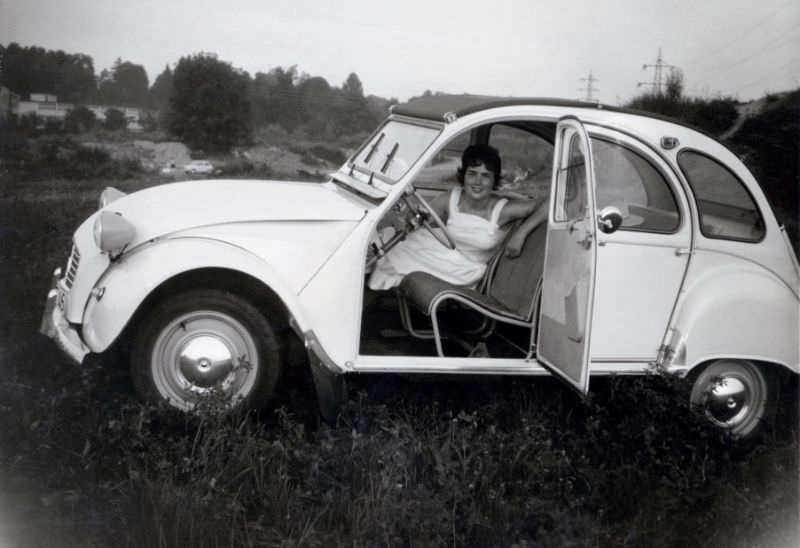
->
xmin=484 ymin=223 xmax=547 ymax=320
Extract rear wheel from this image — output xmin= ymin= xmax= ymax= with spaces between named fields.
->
xmin=690 ymin=359 xmax=773 ymax=440
xmin=131 ymin=289 xmax=281 ymax=411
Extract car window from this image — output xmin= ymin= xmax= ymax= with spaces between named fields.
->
xmin=678 ymin=150 xmax=765 ymax=241
xmin=489 ymin=124 xmax=552 ymax=200
xmin=592 ymin=138 xmax=680 ymax=233
xmin=554 ymin=132 xmax=587 ymax=223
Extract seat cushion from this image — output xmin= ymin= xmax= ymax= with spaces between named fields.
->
xmin=399 ymin=270 xmax=526 ymax=321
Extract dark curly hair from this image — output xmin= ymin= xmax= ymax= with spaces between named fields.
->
xmin=457 ymin=144 xmax=502 ymax=188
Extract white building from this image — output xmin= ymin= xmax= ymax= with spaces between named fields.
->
xmin=14 ymin=93 xmax=143 ymax=130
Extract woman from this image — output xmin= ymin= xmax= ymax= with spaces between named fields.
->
xmin=368 ymin=144 xmax=547 ymax=291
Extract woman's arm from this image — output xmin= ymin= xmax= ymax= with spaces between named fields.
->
xmin=497 ymin=197 xmax=541 ymax=227
xmin=504 ymin=200 xmax=548 ymax=258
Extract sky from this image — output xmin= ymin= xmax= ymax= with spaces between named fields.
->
xmin=1 ymin=0 xmax=798 ymax=105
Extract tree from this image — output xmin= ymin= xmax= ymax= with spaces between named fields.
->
xmin=0 ymin=43 xmax=96 ymax=102
xmin=96 ymin=58 xmax=149 ymax=106
xmin=342 ymin=72 xmax=364 ymax=98
xmin=251 ymin=66 xmax=304 ymax=130
xmin=166 ymin=53 xmax=252 ymax=152
xmin=64 ymin=105 xmax=96 ymax=133
xmin=149 ymin=65 xmax=173 ymax=109
xmin=330 ymin=72 xmax=374 ymax=136
xmin=103 ymin=108 xmax=127 ymax=131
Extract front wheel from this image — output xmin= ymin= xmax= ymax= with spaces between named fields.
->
xmin=131 ymin=290 xmax=281 ymax=411
xmin=690 ymin=359 xmax=774 ymax=441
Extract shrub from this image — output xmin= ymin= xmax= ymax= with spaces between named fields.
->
xmin=0 ymin=134 xmax=141 ymax=181
xmin=64 ymin=105 xmax=97 ymax=134
xmin=103 ymin=108 xmax=128 ymax=131
xmin=309 ymin=144 xmax=346 ymax=165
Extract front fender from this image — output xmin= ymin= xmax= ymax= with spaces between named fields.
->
xmin=81 ymin=237 xmax=311 ymax=353
xmin=668 ymin=259 xmax=799 ymax=373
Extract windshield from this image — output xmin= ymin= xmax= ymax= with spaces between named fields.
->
xmin=349 ymin=120 xmax=441 ymax=183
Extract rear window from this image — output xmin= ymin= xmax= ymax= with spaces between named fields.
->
xmin=592 ymin=138 xmax=680 ymax=233
xmin=678 ymin=150 xmax=765 ymax=242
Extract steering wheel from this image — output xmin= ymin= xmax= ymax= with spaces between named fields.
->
xmin=402 ymin=189 xmax=456 ymax=250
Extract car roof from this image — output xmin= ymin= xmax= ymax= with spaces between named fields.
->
xmin=390 ymin=93 xmax=712 ymax=137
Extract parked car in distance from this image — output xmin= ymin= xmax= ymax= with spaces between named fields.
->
xmin=41 ymin=94 xmax=799 ymax=442
xmin=184 ymin=160 xmax=214 ymax=174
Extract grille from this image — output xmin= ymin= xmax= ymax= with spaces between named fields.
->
xmin=64 ymin=245 xmax=81 ymax=289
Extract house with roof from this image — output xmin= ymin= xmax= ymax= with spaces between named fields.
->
xmin=11 ymin=92 xmax=143 ymax=130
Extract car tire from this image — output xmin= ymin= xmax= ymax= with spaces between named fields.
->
xmin=689 ymin=359 xmax=774 ymax=441
xmin=130 ymin=289 xmax=281 ymax=411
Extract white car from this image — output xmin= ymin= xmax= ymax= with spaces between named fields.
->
xmin=184 ymin=160 xmax=214 ymax=174
xmin=41 ymin=95 xmax=799 ymax=440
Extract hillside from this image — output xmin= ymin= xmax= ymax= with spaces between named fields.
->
xmin=725 ymin=90 xmax=799 ymax=251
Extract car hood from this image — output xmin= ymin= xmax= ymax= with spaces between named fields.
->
xmin=88 ymin=179 xmax=366 ymax=246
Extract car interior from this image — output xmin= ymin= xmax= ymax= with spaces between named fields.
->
xmin=359 ymin=120 xmax=556 ymax=359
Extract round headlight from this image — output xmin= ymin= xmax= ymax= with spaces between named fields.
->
xmin=93 ymin=211 xmax=136 ymax=254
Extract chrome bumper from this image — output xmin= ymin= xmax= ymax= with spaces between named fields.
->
xmin=40 ymin=268 xmax=89 ymax=364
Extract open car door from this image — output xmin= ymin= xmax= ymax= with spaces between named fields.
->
xmin=537 ymin=117 xmax=597 ymax=393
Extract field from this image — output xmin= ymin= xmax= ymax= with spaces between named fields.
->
xmin=0 ymin=169 xmax=798 ymax=547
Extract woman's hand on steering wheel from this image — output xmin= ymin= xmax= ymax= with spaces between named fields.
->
xmin=402 ymin=189 xmax=456 ymax=250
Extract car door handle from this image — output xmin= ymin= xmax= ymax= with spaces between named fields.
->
xmin=674 ymin=247 xmax=693 ymax=256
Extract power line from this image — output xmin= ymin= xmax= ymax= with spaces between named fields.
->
xmin=692 ymin=27 xmax=800 ymax=84
xmin=684 ymin=0 xmax=796 ymax=69
xmin=577 ymin=70 xmax=599 ymax=103
xmin=638 ymin=48 xmax=675 ymax=95
xmin=732 ymin=57 xmax=800 ymax=93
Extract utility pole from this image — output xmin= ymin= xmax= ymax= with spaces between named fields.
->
xmin=578 ymin=70 xmax=599 ymax=103
xmin=638 ymin=47 xmax=675 ymax=95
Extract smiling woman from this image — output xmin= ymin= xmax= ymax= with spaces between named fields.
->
xmin=367 ymin=143 xmax=546 ymax=290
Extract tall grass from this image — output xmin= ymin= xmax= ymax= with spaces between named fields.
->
xmin=0 ymin=366 xmax=797 ymax=547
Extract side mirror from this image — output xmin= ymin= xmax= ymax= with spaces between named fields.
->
xmin=597 ymin=206 xmax=623 ymax=234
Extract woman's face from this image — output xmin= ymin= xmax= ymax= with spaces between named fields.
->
xmin=462 ymin=162 xmax=495 ymax=201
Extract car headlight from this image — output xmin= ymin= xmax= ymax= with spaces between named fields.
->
xmin=93 ymin=211 xmax=136 ymax=255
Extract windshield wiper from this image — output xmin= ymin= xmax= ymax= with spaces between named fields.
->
xmin=363 ymin=132 xmax=385 ymax=164
xmin=380 ymin=143 xmax=399 ymax=174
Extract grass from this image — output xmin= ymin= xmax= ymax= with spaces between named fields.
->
xmin=0 ymin=174 xmax=798 ymax=547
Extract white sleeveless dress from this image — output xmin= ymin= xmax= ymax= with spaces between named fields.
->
xmin=368 ymin=187 xmax=509 ymax=290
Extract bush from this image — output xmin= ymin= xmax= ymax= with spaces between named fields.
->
xmin=0 ymin=134 xmax=141 ymax=181
xmin=64 ymin=105 xmax=97 ymax=134
xmin=287 ymin=144 xmax=347 ymax=166
xmin=103 ymin=108 xmax=128 ymax=131
xmin=309 ymin=144 xmax=346 ymax=165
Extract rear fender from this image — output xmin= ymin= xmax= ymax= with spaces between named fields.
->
xmin=666 ymin=263 xmax=799 ymax=374
xmin=81 ymin=238 xmax=308 ymax=353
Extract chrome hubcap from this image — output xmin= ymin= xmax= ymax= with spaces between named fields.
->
xmin=705 ymin=377 xmax=748 ymax=425
xmin=179 ymin=335 xmax=235 ymax=387
xmin=151 ymin=311 xmax=258 ymax=409
xmin=691 ymin=360 xmax=767 ymax=436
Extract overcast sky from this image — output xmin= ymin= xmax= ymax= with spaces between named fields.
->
xmin=1 ymin=0 xmax=798 ymax=105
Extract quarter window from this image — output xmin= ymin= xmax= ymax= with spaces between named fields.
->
xmin=591 ymin=138 xmax=680 ymax=233
xmin=489 ymin=124 xmax=553 ymax=200
xmin=678 ymin=150 xmax=765 ymax=241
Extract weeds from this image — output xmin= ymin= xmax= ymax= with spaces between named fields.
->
xmin=1 ymin=367 xmax=796 ymax=547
